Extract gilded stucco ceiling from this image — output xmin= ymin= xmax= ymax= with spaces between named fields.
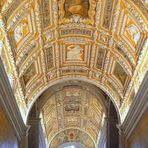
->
xmin=40 ymin=86 xmax=105 ymax=147
xmin=0 ymin=0 xmax=148 ymax=126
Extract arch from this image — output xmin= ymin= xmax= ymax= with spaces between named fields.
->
xmin=48 ymin=127 xmax=96 ymax=148
xmin=25 ymin=76 xmax=121 ymax=125
xmin=37 ymin=80 xmax=107 ymax=115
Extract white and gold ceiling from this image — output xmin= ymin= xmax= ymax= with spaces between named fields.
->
xmin=0 ymin=0 xmax=148 ymax=144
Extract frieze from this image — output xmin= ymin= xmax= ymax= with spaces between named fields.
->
xmin=60 ymin=22 xmax=94 ymax=28
xmin=60 ymin=28 xmax=93 ymax=38
xmin=61 ymin=37 xmax=91 ymax=44
xmin=61 ymin=66 xmax=89 ymax=75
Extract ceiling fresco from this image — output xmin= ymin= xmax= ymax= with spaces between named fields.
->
xmin=0 ymin=0 xmax=147 ymax=125
xmin=40 ymin=87 xmax=105 ymax=147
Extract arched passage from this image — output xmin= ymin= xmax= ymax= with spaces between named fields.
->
xmin=27 ymin=80 xmax=120 ymax=148
xmin=25 ymin=77 xmax=121 ymax=124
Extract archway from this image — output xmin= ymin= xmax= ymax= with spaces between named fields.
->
xmin=27 ymin=80 xmax=120 ymax=148
xmin=25 ymin=77 xmax=121 ymax=124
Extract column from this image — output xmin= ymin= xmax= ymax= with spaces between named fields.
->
xmin=19 ymin=128 xmax=29 ymax=148
xmin=28 ymin=118 xmax=40 ymax=148
xmin=118 ymin=127 xmax=126 ymax=148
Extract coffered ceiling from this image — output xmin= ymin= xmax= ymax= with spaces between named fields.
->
xmin=0 ymin=0 xmax=148 ymax=124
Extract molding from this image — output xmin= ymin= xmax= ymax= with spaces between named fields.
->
xmin=120 ymin=71 xmax=148 ymax=139
xmin=0 ymin=57 xmax=28 ymax=143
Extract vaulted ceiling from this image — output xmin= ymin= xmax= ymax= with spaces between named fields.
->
xmin=40 ymin=86 xmax=105 ymax=147
xmin=0 ymin=0 xmax=148 ymax=125
xmin=32 ymin=79 xmax=108 ymax=147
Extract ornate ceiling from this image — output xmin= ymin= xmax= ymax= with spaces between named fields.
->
xmin=40 ymin=87 xmax=105 ymax=147
xmin=0 ymin=0 xmax=148 ymax=125
xmin=49 ymin=129 xmax=95 ymax=148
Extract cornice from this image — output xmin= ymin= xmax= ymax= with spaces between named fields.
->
xmin=0 ymin=57 xmax=28 ymax=141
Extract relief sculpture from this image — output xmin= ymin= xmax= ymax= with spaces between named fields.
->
xmin=14 ymin=17 xmax=29 ymax=44
xmin=126 ymin=24 xmax=140 ymax=44
xmin=66 ymin=45 xmax=84 ymax=61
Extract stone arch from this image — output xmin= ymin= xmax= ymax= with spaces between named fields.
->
xmin=25 ymin=76 xmax=121 ymax=125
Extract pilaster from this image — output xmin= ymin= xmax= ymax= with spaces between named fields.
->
xmin=28 ymin=118 xmax=40 ymax=148
xmin=0 ymin=57 xmax=28 ymax=147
